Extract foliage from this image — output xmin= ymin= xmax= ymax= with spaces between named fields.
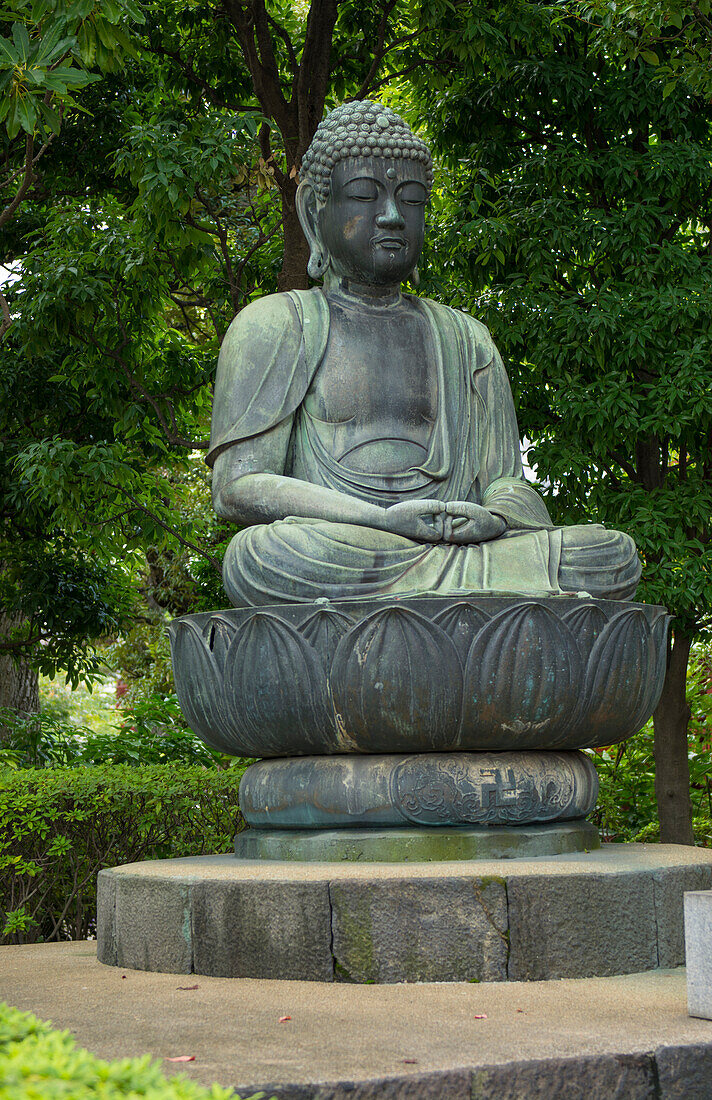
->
xmin=0 ymin=763 xmax=247 ymax=943
xmin=580 ymin=1 xmax=712 ymax=100
xmin=0 ymin=1000 xmax=264 ymax=1100
xmin=0 ymin=693 xmax=225 ymax=768
xmin=415 ymin=1 xmax=712 ymax=633
xmin=592 ymin=642 xmax=712 ymax=841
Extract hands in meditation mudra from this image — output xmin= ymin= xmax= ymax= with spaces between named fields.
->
xmin=208 ymin=102 xmax=640 ymax=607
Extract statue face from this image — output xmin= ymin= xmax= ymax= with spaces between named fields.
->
xmin=319 ymin=157 xmax=428 ymax=287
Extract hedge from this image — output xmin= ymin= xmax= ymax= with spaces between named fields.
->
xmin=0 ymin=1001 xmax=269 ymax=1099
xmin=0 ymin=764 xmax=247 ymax=944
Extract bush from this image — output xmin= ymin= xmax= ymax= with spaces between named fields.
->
xmin=0 ymin=698 xmax=228 ymax=769
xmin=0 ymin=1001 xmax=268 ymax=1099
xmin=0 ymin=764 xmax=248 ymax=944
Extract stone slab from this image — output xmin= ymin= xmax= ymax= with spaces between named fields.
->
xmin=191 ymin=879 xmax=333 ymax=981
xmin=96 ymin=844 xmax=712 ymax=984
xmin=114 ymin=874 xmax=192 ymax=975
xmin=657 ymin=866 xmax=712 ymax=968
xmin=685 ymin=890 xmax=712 ymax=1019
xmin=233 ymin=821 xmax=600 ymax=862
xmin=507 ymin=870 xmax=657 ymax=980
xmin=329 ymin=876 xmax=508 ymax=983
xmin=5 ymin=942 xmax=712 ymax=1098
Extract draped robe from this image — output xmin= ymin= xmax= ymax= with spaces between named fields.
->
xmin=207 ymin=289 xmax=639 ymax=606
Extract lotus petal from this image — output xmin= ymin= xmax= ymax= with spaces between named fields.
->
xmin=632 ymin=611 xmax=670 ymax=730
xmin=169 ymin=620 xmax=237 ymax=754
xmin=462 ymin=602 xmax=583 ymax=749
xmin=561 ymin=603 xmax=608 ymax=657
xmin=298 ymin=607 xmax=354 ymax=673
xmin=331 ymin=606 xmax=463 ymax=753
xmin=433 ymin=602 xmax=491 ymax=667
xmin=202 ymin=614 xmax=237 ymax=673
xmin=225 ymin=612 xmax=335 ymax=756
xmin=582 ymin=608 xmax=655 ymax=746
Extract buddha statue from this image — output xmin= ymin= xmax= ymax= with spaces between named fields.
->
xmin=207 ymin=101 xmax=640 ymax=608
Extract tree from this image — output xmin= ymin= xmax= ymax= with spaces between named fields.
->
xmin=413 ymin=0 xmax=712 ymax=843
xmin=0 ymin=0 xmax=443 ymax=709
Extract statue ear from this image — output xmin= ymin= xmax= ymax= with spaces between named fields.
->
xmin=297 ymin=180 xmax=329 ymax=279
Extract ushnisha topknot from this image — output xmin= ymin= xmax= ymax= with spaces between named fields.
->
xmin=300 ymin=100 xmax=434 ymax=203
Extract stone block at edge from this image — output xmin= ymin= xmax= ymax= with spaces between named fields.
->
xmin=471 ymin=1053 xmax=656 ymax=1099
xmin=655 ymin=866 xmax=712 ymax=968
xmin=96 ymin=869 xmax=117 ymax=966
xmin=240 ymin=1069 xmax=473 ymax=1100
xmin=655 ymin=1042 xmax=712 ymax=1099
xmin=191 ymin=879 xmax=333 ymax=981
xmin=330 ymin=877 xmax=507 ymax=984
xmin=507 ymin=871 xmax=657 ymax=980
xmin=684 ymin=891 xmax=712 ymax=1019
xmin=115 ymin=875 xmax=192 ymax=974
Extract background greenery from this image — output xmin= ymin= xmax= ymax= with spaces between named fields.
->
xmin=1 ymin=0 xmax=710 ymax=857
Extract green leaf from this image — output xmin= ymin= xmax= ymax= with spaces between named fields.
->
xmin=15 ymin=94 xmax=37 ymax=134
xmin=11 ymin=21 xmax=31 ymax=62
xmin=0 ymin=34 xmax=19 ymax=65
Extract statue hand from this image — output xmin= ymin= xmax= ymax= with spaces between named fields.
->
xmin=384 ymin=499 xmax=445 ymax=543
xmin=442 ymin=502 xmax=506 ymax=544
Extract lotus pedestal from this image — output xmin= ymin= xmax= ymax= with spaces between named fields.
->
xmin=169 ymin=594 xmax=668 ymax=861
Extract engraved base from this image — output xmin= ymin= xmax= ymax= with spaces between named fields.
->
xmin=233 ymin=821 xmax=601 ymax=862
xmin=239 ymin=750 xmax=599 ymax=830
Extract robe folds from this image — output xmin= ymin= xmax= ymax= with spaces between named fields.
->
xmin=208 ymin=289 xmax=640 ymax=607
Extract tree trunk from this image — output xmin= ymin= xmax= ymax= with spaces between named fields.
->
xmin=0 ymin=613 xmax=40 ymax=742
xmin=278 ymin=179 xmax=310 ymax=291
xmin=653 ymin=629 xmax=695 ymax=845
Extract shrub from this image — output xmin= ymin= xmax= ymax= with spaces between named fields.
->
xmin=0 ymin=1000 xmax=268 ymax=1099
xmin=0 ymin=698 xmax=228 ymax=769
xmin=0 ymin=764 xmax=248 ymax=944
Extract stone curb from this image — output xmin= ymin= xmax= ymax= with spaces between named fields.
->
xmin=238 ymin=1043 xmax=712 ymax=1100
xmin=97 ymin=847 xmax=712 ymax=984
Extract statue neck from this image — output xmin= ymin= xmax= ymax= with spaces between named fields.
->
xmin=329 ymin=277 xmax=404 ymax=310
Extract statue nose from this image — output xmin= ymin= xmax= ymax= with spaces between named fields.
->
xmin=375 ymin=199 xmax=405 ymax=229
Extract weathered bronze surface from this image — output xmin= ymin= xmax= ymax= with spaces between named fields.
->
xmin=239 ymin=750 xmax=599 ymax=829
xmin=168 ymin=595 xmax=668 ymax=757
xmin=233 ymin=821 xmax=601 ymax=862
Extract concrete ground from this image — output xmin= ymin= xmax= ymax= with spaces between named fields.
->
xmin=2 ymin=942 xmax=712 ymax=1098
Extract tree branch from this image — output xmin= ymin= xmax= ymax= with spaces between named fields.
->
xmin=105 ymin=482 xmax=222 ymax=574
xmin=351 ymin=0 xmax=399 ymax=101
xmin=142 ymin=40 xmax=255 ymax=111
xmin=0 ymin=135 xmax=35 ymax=231
xmin=0 ymin=288 xmax=12 ymax=342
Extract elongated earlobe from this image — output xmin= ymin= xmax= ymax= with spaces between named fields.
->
xmin=308 ymin=250 xmax=329 ymax=278
xmin=297 ymin=180 xmax=329 ymax=282
xmin=411 ymin=264 xmax=420 ymax=287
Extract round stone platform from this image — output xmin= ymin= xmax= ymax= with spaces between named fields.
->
xmin=97 ymin=844 xmax=712 ymax=984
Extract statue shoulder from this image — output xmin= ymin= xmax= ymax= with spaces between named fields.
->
xmin=220 ymin=292 xmax=301 ymax=357
xmin=208 ymin=290 xmax=326 ymax=466
xmin=415 ymin=297 xmax=498 ymax=374
xmin=218 ymin=288 xmax=328 ymax=369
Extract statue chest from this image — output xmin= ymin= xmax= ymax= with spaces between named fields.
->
xmin=302 ymin=302 xmax=438 ymax=474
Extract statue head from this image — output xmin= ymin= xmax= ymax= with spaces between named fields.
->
xmin=297 ymin=101 xmax=433 ymax=289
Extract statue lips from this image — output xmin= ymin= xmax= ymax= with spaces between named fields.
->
xmin=375 ymin=235 xmax=407 ymax=250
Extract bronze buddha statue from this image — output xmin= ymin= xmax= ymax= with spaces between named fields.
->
xmin=207 ymin=101 xmax=640 ymax=607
